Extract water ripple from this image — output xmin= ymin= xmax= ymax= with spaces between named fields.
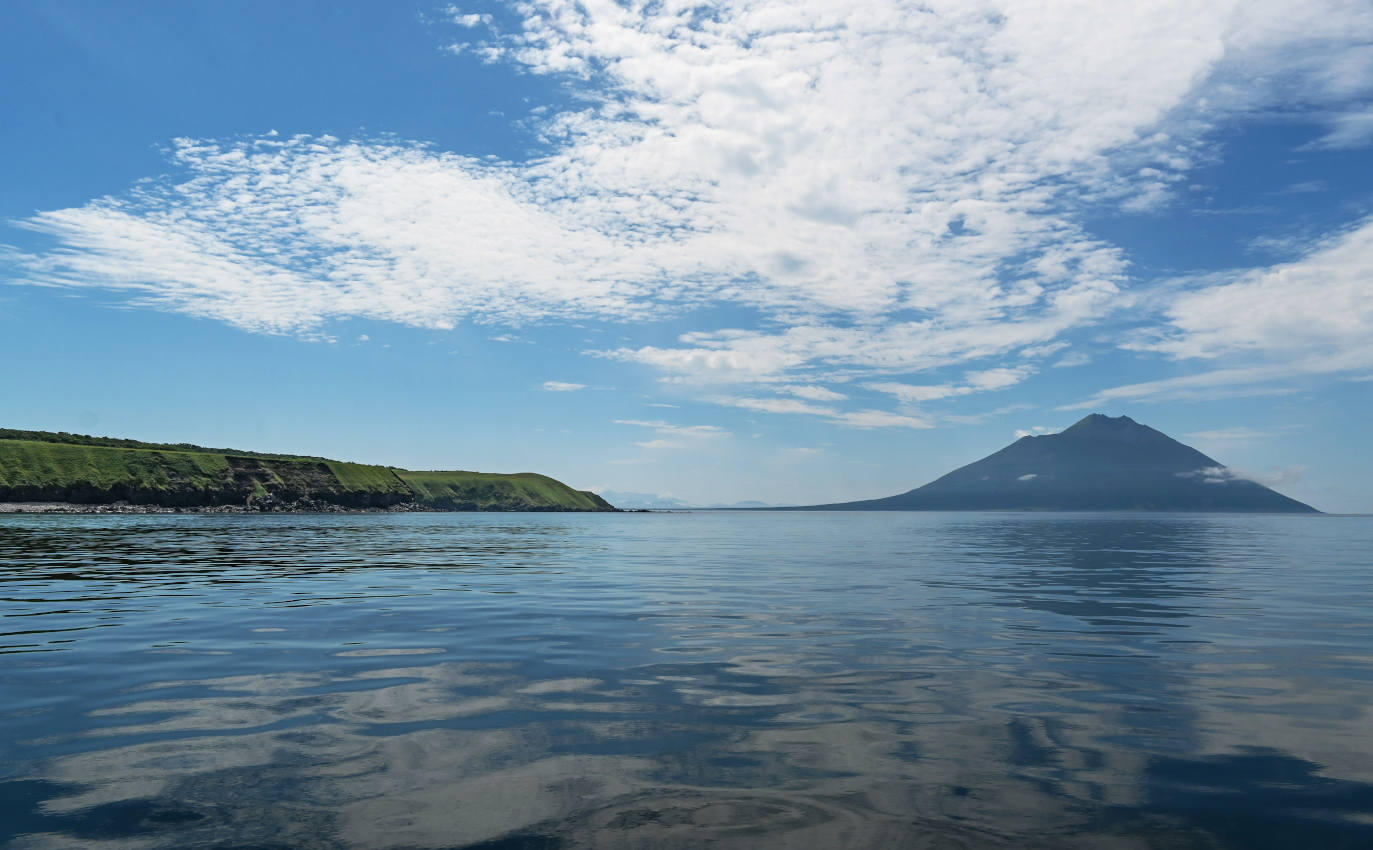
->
xmin=1 ymin=512 xmax=1371 ymax=848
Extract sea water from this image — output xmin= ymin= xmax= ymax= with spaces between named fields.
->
xmin=1 ymin=511 xmax=1370 ymax=849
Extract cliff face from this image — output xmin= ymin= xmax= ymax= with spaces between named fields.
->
xmin=806 ymin=414 xmax=1318 ymax=513
xmin=0 ymin=430 xmax=614 ymax=512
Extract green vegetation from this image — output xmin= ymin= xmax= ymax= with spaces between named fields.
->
xmin=324 ymin=461 xmax=412 ymax=496
xmin=0 ymin=427 xmax=323 ymax=461
xmin=0 ymin=440 xmax=232 ymax=505
xmin=0 ymin=431 xmax=616 ymax=511
xmin=398 ymin=470 xmax=612 ymax=511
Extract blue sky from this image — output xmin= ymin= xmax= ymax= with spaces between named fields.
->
xmin=3 ymin=1 xmax=1372 ymax=511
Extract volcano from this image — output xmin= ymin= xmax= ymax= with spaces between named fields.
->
xmin=803 ymin=414 xmax=1317 ymax=512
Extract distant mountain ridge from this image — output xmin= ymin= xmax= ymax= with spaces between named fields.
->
xmin=596 ymin=490 xmax=790 ymax=510
xmin=795 ymin=414 xmax=1317 ymax=513
xmin=595 ymin=490 xmax=694 ymax=511
xmin=0 ymin=428 xmax=614 ymax=512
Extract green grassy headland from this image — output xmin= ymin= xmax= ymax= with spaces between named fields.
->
xmin=0 ymin=428 xmax=614 ymax=511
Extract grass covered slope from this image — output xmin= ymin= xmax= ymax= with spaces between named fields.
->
xmin=398 ymin=470 xmax=613 ymax=511
xmin=0 ymin=430 xmax=615 ymax=511
xmin=0 ymin=439 xmax=234 ymax=505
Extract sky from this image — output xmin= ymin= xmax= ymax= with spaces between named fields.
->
xmin=2 ymin=0 xmax=1372 ymax=511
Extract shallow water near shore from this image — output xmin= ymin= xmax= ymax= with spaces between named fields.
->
xmin=2 ymin=511 xmax=1371 ymax=849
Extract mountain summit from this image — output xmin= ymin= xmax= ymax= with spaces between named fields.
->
xmin=804 ymin=414 xmax=1317 ymax=512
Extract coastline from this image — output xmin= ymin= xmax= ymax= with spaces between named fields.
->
xmin=0 ymin=502 xmax=619 ymax=514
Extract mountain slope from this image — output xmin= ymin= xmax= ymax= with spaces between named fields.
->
xmin=802 ymin=414 xmax=1317 ymax=512
xmin=0 ymin=429 xmax=614 ymax=511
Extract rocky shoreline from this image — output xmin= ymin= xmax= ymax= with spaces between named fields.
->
xmin=0 ymin=501 xmax=414 ymax=514
xmin=0 ymin=501 xmax=617 ymax=514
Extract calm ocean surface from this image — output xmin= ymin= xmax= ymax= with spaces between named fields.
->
xmin=2 ymin=511 xmax=1371 ymax=849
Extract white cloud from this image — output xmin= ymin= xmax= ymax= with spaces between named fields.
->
xmin=966 ymin=366 xmax=1033 ymax=391
xmin=830 ymin=409 xmax=934 ymax=430
xmin=1244 ymin=465 xmax=1307 ymax=488
xmin=7 ymin=0 xmax=1373 ymax=427
xmin=1020 ymin=341 xmax=1069 ymax=359
xmin=1053 ymin=350 xmax=1091 ymax=368
xmin=1131 ymin=220 xmax=1373 ymax=363
xmin=716 ymin=396 xmax=836 ymax=417
xmin=941 ymin=403 xmax=1036 ymax=426
xmin=865 ymin=382 xmax=964 ymax=403
xmin=1060 ymin=366 xmax=1308 ymax=409
xmin=541 ymin=380 xmax=586 ymax=392
xmin=1305 ymin=110 xmax=1373 ymax=150
xmin=634 ymin=439 xmax=685 ymax=449
xmin=866 ymin=365 xmax=1034 ymax=403
xmin=446 ymin=8 xmax=491 ymax=28
xmin=1014 ymin=426 xmax=1060 ymax=438
xmin=1075 ymin=218 xmax=1373 ymax=405
xmin=1185 ymin=426 xmax=1284 ymax=441
xmin=712 ymin=395 xmax=933 ymax=429
xmin=783 ymin=385 xmax=848 ymax=402
xmin=1176 ymin=466 xmax=1240 ymax=485
xmin=614 ymin=419 xmax=729 ymax=439
xmin=599 ymin=311 xmax=1101 ymax=395
xmin=1277 ymin=180 xmax=1329 ymax=195
xmin=1175 ymin=465 xmax=1303 ymax=488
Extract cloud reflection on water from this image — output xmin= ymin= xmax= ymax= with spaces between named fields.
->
xmin=2 ymin=513 xmax=1372 ymax=848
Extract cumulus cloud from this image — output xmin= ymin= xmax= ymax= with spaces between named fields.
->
xmin=6 ymin=0 xmax=1373 ymax=425
xmin=446 ymin=7 xmax=492 ymax=28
